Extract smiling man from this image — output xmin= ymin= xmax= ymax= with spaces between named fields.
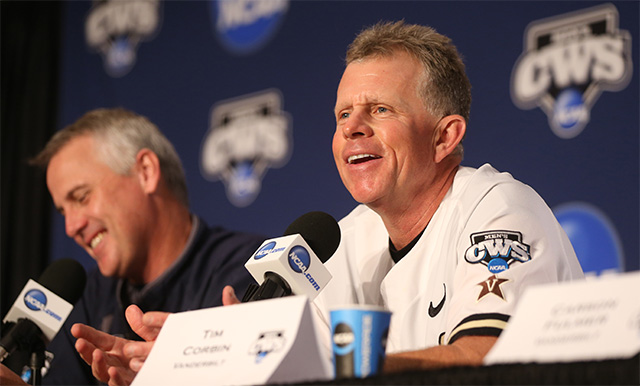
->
xmin=312 ymin=20 xmax=584 ymax=372
xmin=26 ymin=108 xmax=263 ymax=385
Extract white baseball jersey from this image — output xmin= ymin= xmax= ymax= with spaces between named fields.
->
xmin=313 ymin=163 xmax=584 ymax=354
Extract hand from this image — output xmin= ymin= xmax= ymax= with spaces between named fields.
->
xmin=222 ymin=285 xmax=241 ymax=306
xmin=121 ymin=305 xmax=169 ymax=373
xmin=71 ymin=322 xmax=136 ymax=386
xmin=0 ymin=363 xmax=28 ymax=386
xmin=71 ymin=305 xmax=170 ymax=386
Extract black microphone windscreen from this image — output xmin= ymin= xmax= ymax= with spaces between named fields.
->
xmin=284 ymin=211 xmax=341 ymax=263
xmin=37 ymin=258 xmax=87 ymax=305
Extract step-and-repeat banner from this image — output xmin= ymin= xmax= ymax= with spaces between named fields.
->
xmin=50 ymin=1 xmax=638 ymax=276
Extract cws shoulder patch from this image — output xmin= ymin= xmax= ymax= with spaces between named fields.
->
xmin=464 ymin=230 xmax=531 ymax=274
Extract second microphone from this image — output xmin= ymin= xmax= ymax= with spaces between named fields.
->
xmin=242 ymin=211 xmax=341 ymax=302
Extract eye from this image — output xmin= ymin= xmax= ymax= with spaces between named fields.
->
xmin=340 ymin=112 xmax=350 ymax=119
xmin=376 ymin=106 xmax=388 ymax=113
xmin=76 ymin=191 xmax=90 ymax=204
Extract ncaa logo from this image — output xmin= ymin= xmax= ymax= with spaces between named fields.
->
xmin=288 ymin=246 xmax=310 ymax=273
xmin=209 ymin=0 xmax=289 ymax=55
xmin=24 ymin=289 xmax=47 ymax=312
xmin=254 ymin=241 xmax=276 ymax=260
xmin=200 ymin=89 xmax=292 ymax=207
xmin=511 ymin=4 xmax=632 ymax=138
xmin=85 ymin=0 xmax=162 ymax=77
xmin=332 ymin=322 xmax=355 ymax=352
xmin=553 ymin=202 xmax=624 ymax=277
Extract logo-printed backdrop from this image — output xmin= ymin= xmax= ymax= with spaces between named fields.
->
xmin=52 ymin=1 xmax=638 ymax=276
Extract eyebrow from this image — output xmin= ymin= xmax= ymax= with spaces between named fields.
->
xmin=55 ymin=184 xmax=89 ymax=214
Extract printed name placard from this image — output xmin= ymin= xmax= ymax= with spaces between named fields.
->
xmin=484 ymin=271 xmax=640 ymax=365
xmin=131 ymin=296 xmax=332 ymax=386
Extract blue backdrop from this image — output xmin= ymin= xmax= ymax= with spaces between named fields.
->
xmin=51 ymin=1 xmax=639 ymax=277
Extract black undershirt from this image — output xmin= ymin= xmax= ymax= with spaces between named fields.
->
xmin=388 ymin=227 xmax=426 ymax=263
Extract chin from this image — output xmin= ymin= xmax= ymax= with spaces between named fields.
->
xmin=347 ymin=184 xmax=381 ymax=204
xmin=97 ymin=263 xmax=119 ymax=278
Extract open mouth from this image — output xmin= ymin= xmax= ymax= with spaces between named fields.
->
xmin=90 ymin=231 xmax=105 ymax=250
xmin=347 ymin=154 xmax=381 ymax=164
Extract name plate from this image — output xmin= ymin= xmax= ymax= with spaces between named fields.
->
xmin=484 ymin=271 xmax=640 ymax=365
xmin=132 ymin=296 xmax=332 ymax=385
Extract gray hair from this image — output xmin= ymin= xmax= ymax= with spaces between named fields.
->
xmin=346 ymin=20 xmax=471 ymax=157
xmin=31 ymin=108 xmax=189 ymax=206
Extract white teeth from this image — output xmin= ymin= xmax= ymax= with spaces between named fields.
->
xmin=348 ymin=154 xmax=380 ymax=164
xmin=90 ymin=232 xmax=105 ymax=249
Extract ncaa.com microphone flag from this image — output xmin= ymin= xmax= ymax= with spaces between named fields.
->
xmin=1 ymin=258 xmax=86 ymax=362
xmin=244 ymin=211 xmax=340 ymax=302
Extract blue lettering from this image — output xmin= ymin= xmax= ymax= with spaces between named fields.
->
xmin=290 ymin=253 xmax=308 ymax=272
xmin=25 ymin=295 xmax=45 ymax=311
xmin=304 ymin=273 xmax=320 ymax=291
xmin=45 ymin=308 xmax=62 ymax=322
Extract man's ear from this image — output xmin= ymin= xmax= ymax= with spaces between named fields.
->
xmin=135 ymin=148 xmax=161 ymax=194
xmin=433 ymin=115 xmax=466 ymax=163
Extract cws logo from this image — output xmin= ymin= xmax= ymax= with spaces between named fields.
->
xmin=288 ymin=246 xmax=320 ymax=291
xmin=511 ymin=4 xmax=632 ymax=139
xmin=85 ymin=0 xmax=162 ymax=77
xmin=201 ymin=89 xmax=292 ymax=207
xmin=24 ymin=289 xmax=62 ymax=322
xmin=248 ymin=331 xmax=285 ymax=363
xmin=210 ymin=0 xmax=289 ymax=55
xmin=465 ymin=231 xmax=531 ymax=274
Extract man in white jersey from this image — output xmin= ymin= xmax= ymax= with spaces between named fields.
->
xmin=53 ymin=20 xmax=584 ymax=382
xmin=313 ymin=20 xmax=583 ymax=372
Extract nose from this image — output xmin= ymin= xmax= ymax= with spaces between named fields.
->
xmin=342 ymin=110 xmax=373 ymax=139
xmin=64 ymin=207 xmax=87 ymax=239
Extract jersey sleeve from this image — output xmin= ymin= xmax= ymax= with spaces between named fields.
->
xmin=443 ymin=180 xmax=584 ymax=344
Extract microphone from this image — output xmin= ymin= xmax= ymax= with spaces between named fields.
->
xmin=1 ymin=258 xmax=87 ymax=362
xmin=242 ymin=211 xmax=341 ymax=302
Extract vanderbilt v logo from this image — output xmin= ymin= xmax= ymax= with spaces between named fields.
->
xmin=477 ymin=275 xmax=509 ymax=301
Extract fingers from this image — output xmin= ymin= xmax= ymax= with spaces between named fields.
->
xmin=222 ymin=285 xmax=241 ymax=306
xmin=129 ymin=358 xmax=145 ymax=373
xmin=72 ymin=323 xmax=117 ymax=351
xmin=123 ymin=340 xmax=155 ymax=371
xmin=91 ymin=347 xmax=111 ymax=383
xmin=87 ymin=339 xmax=138 ymax=385
xmin=107 ymin=365 xmax=135 ymax=386
xmin=75 ymin=337 xmax=98 ymax=366
xmin=73 ymin=322 xmax=135 ymax=384
xmin=142 ymin=311 xmax=170 ymax=332
xmin=124 ymin=305 xmax=145 ymax=338
xmin=125 ymin=305 xmax=168 ymax=342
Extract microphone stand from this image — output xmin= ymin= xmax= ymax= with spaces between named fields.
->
xmin=28 ymin=339 xmax=46 ymax=386
xmin=242 ymin=272 xmax=292 ymax=302
xmin=0 ymin=319 xmax=47 ymax=385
